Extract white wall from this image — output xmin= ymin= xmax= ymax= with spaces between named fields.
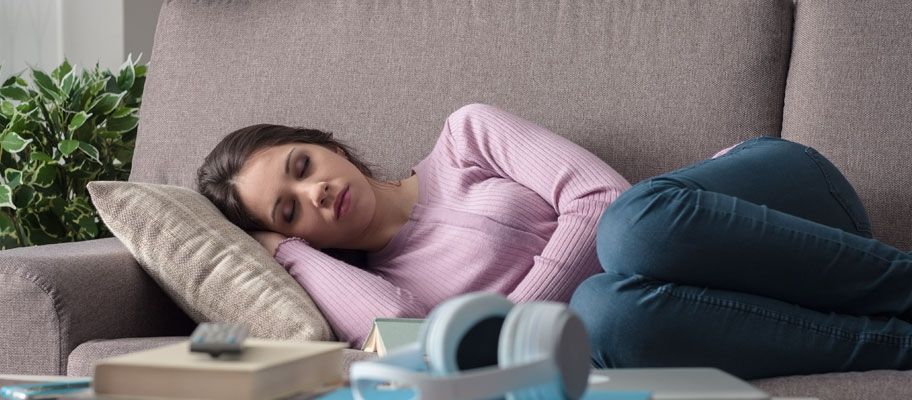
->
xmin=0 ymin=0 xmax=162 ymax=80
xmin=61 ymin=0 xmax=124 ymax=72
xmin=0 ymin=0 xmax=62 ymax=78
xmin=124 ymin=0 xmax=161 ymax=65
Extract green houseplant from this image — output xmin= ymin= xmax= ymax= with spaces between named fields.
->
xmin=0 ymin=55 xmax=145 ymax=249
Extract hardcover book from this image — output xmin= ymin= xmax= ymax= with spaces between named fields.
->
xmin=93 ymin=338 xmax=347 ymax=400
xmin=361 ymin=318 xmax=425 ymax=356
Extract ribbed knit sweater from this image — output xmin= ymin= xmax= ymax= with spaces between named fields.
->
xmin=274 ymin=103 xmax=631 ymax=346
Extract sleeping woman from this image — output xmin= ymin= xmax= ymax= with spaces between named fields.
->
xmin=196 ymin=103 xmax=912 ymax=380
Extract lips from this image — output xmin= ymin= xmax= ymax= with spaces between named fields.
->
xmin=334 ymin=186 xmax=349 ymax=220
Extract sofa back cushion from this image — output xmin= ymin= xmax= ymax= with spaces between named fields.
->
xmin=132 ymin=0 xmax=794 ymax=188
xmin=782 ymin=0 xmax=912 ymax=249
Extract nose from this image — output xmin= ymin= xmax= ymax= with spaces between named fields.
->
xmin=310 ymin=182 xmax=330 ymax=208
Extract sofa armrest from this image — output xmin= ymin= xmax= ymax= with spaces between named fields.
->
xmin=0 ymin=237 xmax=196 ymax=375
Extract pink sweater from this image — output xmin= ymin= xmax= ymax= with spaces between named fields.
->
xmin=274 ymin=103 xmax=631 ymax=346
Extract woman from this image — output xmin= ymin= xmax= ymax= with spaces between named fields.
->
xmin=196 ymin=103 xmax=631 ymax=348
xmin=197 ymin=103 xmax=912 ymax=380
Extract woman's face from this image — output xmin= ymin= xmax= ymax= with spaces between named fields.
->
xmin=234 ymin=142 xmax=376 ymax=249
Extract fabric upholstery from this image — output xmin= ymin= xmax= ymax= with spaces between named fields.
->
xmin=66 ymin=337 xmax=188 ymax=377
xmin=781 ymin=0 xmax=912 ymax=250
xmin=752 ymin=369 xmax=912 ymax=399
xmin=132 ymin=0 xmax=793 ymax=189
xmin=86 ymin=181 xmax=334 ymax=342
xmin=0 ymin=237 xmax=195 ymax=375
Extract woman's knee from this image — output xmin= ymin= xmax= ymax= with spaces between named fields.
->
xmin=570 ymin=273 xmax=625 ymax=368
xmin=569 ymin=273 xmax=667 ymax=368
xmin=595 ymin=182 xmax=687 ymax=276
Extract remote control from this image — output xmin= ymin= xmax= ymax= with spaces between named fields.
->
xmin=189 ymin=322 xmax=249 ymax=357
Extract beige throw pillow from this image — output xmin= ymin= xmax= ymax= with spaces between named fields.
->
xmin=87 ymin=181 xmax=334 ymax=341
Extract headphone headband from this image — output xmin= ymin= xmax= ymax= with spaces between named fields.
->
xmin=350 ymin=343 xmax=557 ymax=400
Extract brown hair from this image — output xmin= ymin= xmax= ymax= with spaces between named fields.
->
xmin=196 ymin=124 xmax=396 ymax=266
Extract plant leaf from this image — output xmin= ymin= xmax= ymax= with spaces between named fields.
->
xmin=59 ymin=139 xmax=79 ymax=156
xmin=31 ymin=164 xmax=57 ymax=188
xmin=87 ymin=77 xmax=108 ymax=98
xmin=0 ymin=211 xmax=19 ymax=250
xmin=114 ymin=147 xmax=133 ymax=164
xmin=52 ymin=59 xmax=73 ymax=82
xmin=67 ymin=111 xmax=91 ymax=132
xmin=97 ymin=130 xmax=122 ymax=140
xmin=29 ymin=151 xmax=54 ymax=163
xmin=77 ymin=214 xmax=98 ymax=237
xmin=0 ymin=132 xmax=33 ymax=153
xmin=50 ymin=196 xmax=66 ymax=217
xmin=0 ymin=101 xmax=13 ymax=117
xmin=110 ymin=106 xmax=132 ymax=119
xmin=77 ymin=141 xmax=101 ymax=164
xmin=15 ymin=100 xmax=35 ymax=113
xmin=116 ymin=55 xmax=135 ymax=91
xmin=0 ymin=184 xmax=15 ymax=209
xmin=0 ymin=86 xmax=30 ymax=101
xmin=61 ymin=69 xmax=76 ymax=94
xmin=106 ymin=115 xmax=138 ymax=133
xmin=13 ymin=184 xmax=35 ymax=208
xmin=4 ymin=169 xmax=22 ymax=189
xmin=31 ymin=69 xmax=63 ymax=102
xmin=89 ymin=92 xmax=123 ymax=115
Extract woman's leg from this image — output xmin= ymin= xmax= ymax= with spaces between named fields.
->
xmin=598 ymin=136 xmax=912 ymax=318
xmin=569 ymin=136 xmax=912 ymax=377
xmin=661 ymin=136 xmax=872 ymax=239
xmin=570 ymin=272 xmax=912 ymax=379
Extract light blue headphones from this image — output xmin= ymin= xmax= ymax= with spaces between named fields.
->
xmin=350 ymin=292 xmax=592 ymax=400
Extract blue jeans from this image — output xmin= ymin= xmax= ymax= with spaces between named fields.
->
xmin=569 ymin=136 xmax=912 ymax=380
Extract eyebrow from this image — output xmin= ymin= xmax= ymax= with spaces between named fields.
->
xmin=270 ymin=148 xmax=295 ymax=225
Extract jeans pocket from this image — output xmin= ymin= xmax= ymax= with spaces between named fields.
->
xmin=804 ymin=147 xmax=873 ymax=236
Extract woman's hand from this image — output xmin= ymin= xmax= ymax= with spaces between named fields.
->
xmin=248 ymin=231 xmax=288 ymax=257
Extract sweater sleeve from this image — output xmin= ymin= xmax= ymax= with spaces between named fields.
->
xmin=273 ymin=238 xmax=429 ymax=347
xmin=443 ymin=103 xmax=632 ymax=303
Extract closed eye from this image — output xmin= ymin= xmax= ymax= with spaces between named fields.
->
xmin=285 ymin=157 xmax=309 ymax=223
xmin=300 ymin=157 xmax=309 ymax=177
xmin=286 ymin=201 xmax=295 ymax=224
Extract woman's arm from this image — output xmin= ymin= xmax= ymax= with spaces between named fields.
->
xmin=249 ymin=231 xmax=287 ymax=257
xmin=443 ymin=103 xmax=632 ymax=303
xmin=272 ymin=238 xmax=429 ymax=347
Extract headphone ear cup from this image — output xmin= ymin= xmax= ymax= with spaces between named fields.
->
xmin=424 ymin=292 xmax=513 ymax=375
xmin=416 ymin=306 xmax=441 ymax=367
xmin=498 ymin=302 xmax=591 ymax=400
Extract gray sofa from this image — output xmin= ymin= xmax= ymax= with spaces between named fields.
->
xmin=1 ymin=0 xmax=910 ymax=398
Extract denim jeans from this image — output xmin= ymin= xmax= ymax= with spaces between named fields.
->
xmin=569 ymin=136 xmax=912 ymax=380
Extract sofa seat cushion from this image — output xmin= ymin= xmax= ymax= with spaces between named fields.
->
xmin=66 ymin=337 xmax=378 ymax=378
xmin=752 ymin=370 xmax=912 ymax=400
xmin=67 ymin=337 xmax=911 ymax=399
